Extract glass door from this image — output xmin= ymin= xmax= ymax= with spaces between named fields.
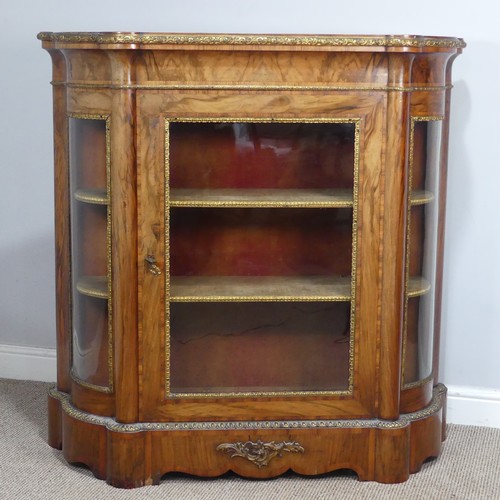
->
xmin=138 ymin=91 xmax=382 ymax=421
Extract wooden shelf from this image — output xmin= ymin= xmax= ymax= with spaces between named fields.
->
xmin=169 ymin=188 xmax=353 ymax=208
xmin=76 ymin=276 xmax=108 ymax=299
xmin=74 ymin=188 xmax=108 ymax=205
xmin=407 ymin=277 xmax=431 ymax=298
xmin=169 ymin=188 xmax=432 ymax=208
xmin=170 ymin=275 xmax=352 ymax=302
xmin=410 ymin=190 xmax=434 ymax=206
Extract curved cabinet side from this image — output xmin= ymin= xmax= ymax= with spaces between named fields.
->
xmin=48 ymin=48 xmax=72 ymax=393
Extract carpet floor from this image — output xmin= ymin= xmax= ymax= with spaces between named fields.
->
xmin=1 ymin=378 xmax=499 ymax=499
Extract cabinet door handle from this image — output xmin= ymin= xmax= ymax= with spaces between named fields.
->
xmin=145 ymin=255 xmax=162 ymax=276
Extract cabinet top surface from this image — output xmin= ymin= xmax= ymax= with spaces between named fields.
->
xmin=37 ymin=32 xmax=466 ymax=51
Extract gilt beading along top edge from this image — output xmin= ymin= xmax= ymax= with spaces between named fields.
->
xmin=37 ymin=32 xmax=466 ymax=49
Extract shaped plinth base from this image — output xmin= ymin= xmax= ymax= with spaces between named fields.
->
xmin=48 ymin=384 xmax=447 ymax=488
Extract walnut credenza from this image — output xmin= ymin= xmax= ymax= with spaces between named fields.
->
xmin=38 ymin=32 xmax=464 ymax=488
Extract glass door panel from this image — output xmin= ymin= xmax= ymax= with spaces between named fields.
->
xmin=166 ymin=119 xmax=358 ymax=396
xmin=170 ymin=302 xmax=350 ymax=394
xmin=170 ymin=122 xmax=354 ymax=191
xmin=403 ymin=118 xmax=442 ymax=386
xmin=69 ymin=116 xmax=112 ymax=391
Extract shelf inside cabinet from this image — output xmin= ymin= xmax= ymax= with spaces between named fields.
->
xmin=74 ymin=188 xmax=109 ymax=205
xmin=170 ymin=275 xmax=351 ymax=302
xmin=76 ymin=276 xmax=109 ymax=299
xmin=169 ymin=188 xmax=353 ymax=208
xmin=407 ymin=277 xmax=431 ymax=298
xmin=410 ymin=190 xmax=434 ymax=206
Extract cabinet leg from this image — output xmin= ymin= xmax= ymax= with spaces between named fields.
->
xmin=409 ymin=409 xmax=444 ymax=473
xmin=374 ymin=424 xmax=411 ymax=483
xmin=47 ymin=392 xmax=62 ymax=450
xmin=62 ymin=411 xmax=107 ymax=480
xmin=106 ymin=431 xmax=158 ymax=488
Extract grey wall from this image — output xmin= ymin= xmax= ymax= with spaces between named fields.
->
xmin=0 ymin=0 xmax=498 ymax=390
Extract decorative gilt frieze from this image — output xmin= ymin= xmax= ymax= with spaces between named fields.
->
xmin=52 ymin=82 xmax=453 ymax=93
xmin=37 ymin=32 xmax=466 ymax=49
xmin=217 ymin=440 xmax=305 ymax=468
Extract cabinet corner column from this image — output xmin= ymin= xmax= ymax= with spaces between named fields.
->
xmin=107 ymin=51 xmax=139 ymax=423
xmin=48 ymin=48 xmax=72 ymax=393
xmin=432 ymin=51 xmax=461 ymax=383
xmin=378 ymin=53 xmax=415 ymax=420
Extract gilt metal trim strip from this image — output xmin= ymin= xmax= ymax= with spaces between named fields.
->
xmin=38 ymin=32 xmax=466 ymax=49
xmin=70 ymin=369 xmax=113 ymax=394
xmin=169 ymin=296 xmax=351 ymax=303
xmin=402 ymin=373 xmax=434 ymax=391
xmin=51 ymin=81 xmax=453 ymax=93
xmin=48 ymin=383 xmax=447 ymax=434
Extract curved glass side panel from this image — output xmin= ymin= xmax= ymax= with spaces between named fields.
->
xmin=403 ymin=118 xmax=442 ymax=387
xmin=69 ymin=116 xmax=112 ymax=391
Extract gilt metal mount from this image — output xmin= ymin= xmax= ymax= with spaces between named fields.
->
xmin=217 ymin=440 xmax=304 ymax=468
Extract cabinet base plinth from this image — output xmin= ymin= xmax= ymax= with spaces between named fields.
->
xmin=47 ymin=384 xmax=446 ymax=489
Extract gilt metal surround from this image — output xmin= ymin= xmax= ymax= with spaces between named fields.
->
xmin=37 ymin=32 xmax=466 ymax=49
xmin=163 ymin=117 xmax=360 ymax=399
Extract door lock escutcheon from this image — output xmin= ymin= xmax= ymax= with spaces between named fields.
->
xmin=145 ymin=255 xmax=162 ymax=276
